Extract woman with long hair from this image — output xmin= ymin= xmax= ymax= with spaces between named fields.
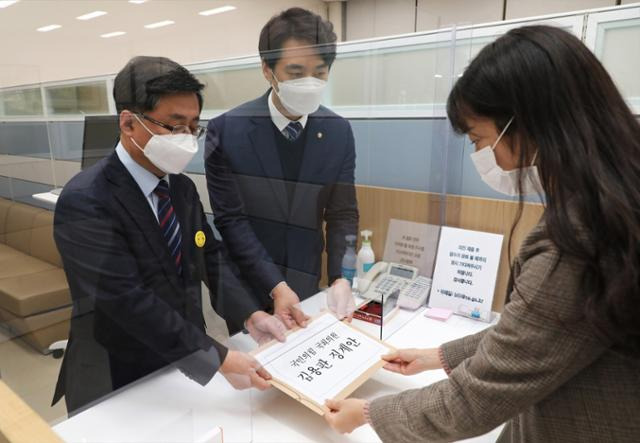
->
xmin=324 ymin=25 xmax=640 ymax=442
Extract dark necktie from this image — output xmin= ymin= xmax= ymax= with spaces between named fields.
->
xmin=283 ymin=121 xmax=303 ymax=141
xmin=154 ymin=179 xmax=182 ymax=275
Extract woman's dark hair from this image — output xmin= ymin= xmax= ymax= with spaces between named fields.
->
xmin=447 ymin=25 xmax=640 ymax=355
xmin=113 ymin=56 xmax=204 ymax=114
xmin=259 ymin=7 xmax=337 ymax=70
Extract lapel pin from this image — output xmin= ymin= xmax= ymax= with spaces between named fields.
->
xmin=317 ymin=132 xmax=323 ymax=139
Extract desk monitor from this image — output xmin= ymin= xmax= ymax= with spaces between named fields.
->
xmin=81 ymin=115 xmax=120 ymax=170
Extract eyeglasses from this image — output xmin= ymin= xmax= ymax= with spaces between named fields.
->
xmin=135 ymin=113 xmax=206 ymax=139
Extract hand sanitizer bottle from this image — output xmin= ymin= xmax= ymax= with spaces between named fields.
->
xmin=357 ymin=230 xmax=375 ymax=279
xmin=341 ymin=234 xmax=357 ymax=284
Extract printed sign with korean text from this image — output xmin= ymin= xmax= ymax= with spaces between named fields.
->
xmin=429 ymin=226 xmax=503 ymax=322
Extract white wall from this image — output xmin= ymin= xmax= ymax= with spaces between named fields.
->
xmin=0 ymin=0 xmax=327 ymax=88
xmin=345 ymin=0 xmax=621 ymax=40
xmin=417 ymin=0 xmax=504 ymax=30
xmin=505 ymin=0 xmax=614 ymax=19
xmin=327 ymin=1 xmax=346 ymax=41
xmin=346 ymin=0 xmax=416 ymax=40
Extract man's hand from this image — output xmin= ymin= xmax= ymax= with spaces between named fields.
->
xmin=324 ymin=398 xmax=368 ymax=434
xmin=327 ymin=278 xmax=356 ymax=322
xmin=246 ymin=311 xmax=287 ymax=345
xmin=220 ymin=350 xmax=271 ymax=390
xmin=381 ymin=348 xmax=442 ymax=375
xmin=272 ymin=282 xmax=309 ymax=329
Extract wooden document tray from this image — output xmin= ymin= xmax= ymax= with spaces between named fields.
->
xmin=251 ymin=312 xmax=394 ymax=415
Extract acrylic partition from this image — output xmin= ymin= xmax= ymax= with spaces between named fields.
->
xmin=0 ymin=6 xmax=638 ymax=215
xmin=0 ymin=3 xmax=639 ymax=442
xmin=0 ymin=69 xmax=258 ymax=443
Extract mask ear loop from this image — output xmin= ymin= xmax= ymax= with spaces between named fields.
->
xmin=129 ymin=113 xmax=156 ymax=152
xmin=270 ymin=69 xmax=282 ymax=93
xmin=491 ymin=116 xmax=515 ymax=151
xmin=132 ymin=113 xmax=155 ymax=137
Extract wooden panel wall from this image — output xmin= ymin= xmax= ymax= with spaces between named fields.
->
xmin=322 ymin=185 xmax=544 ymax=312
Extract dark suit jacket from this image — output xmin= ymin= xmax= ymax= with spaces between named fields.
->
xmin=52 ymin=152 xmax=259 ymax=414
xmin=205 ymin=90 xmax=359 ymax=303
xmin=369 ymin=218 xmax=640 ymax=442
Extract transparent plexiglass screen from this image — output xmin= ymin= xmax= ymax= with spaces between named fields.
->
xmin=1 ymin=3 xmax=639 ymax=443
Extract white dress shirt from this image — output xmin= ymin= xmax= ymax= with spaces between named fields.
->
xmin=268 ymin=90 xmax=308 ymax=133
xmin=115 ymin=142 xmax=167 ymax=222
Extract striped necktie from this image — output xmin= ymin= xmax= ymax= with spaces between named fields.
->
xmin=282 ymin=121 xmax=303 ymax=141
xmin=154 ymin=179 xmax=182 ymax=275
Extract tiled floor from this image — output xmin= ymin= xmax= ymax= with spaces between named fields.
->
xmin=0 ymin=286 xmax=230 ymax=426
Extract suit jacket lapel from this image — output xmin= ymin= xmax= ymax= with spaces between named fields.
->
xmin=167 ymin=175 xmax=206 ymax=328
xmin=105 ymin=154 xmax=184 ymax=293
xmin=248 ymin=114 xmax=290 ymax=218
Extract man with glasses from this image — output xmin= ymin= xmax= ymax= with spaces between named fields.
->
xmin=52 ymin=56 xmax=285 ymax=414
xmin=205 ymin=8 xmax=359 ymax=331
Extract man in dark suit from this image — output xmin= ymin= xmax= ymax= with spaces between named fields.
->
xmin=52 ymin=56 xmax=285 ymax=415
xmin=205 ymin=8 xmax=359 ymax=329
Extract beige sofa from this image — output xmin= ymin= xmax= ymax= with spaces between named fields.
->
xmin=0 ymin=197 xmax=71 ymax=354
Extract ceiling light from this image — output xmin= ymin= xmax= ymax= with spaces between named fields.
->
xmin=0 ymin=0 xmax=19 ymax=9
xmin=144 ymin=20 xmax=174 ymax=29
xmin=434 ymin=74 xmax=443 ymax=78
xmin=128 ymin=0 xmax=147 ymax=3
xmin=199 ymin=5 xmax=236 ymax=16
xmin=101 ymin=31 xmax=126 ymax=38
xmin=77 ymin=10 xmax=107 ymax=20
xmin=37 ymin=24 xmax=61 ymax=32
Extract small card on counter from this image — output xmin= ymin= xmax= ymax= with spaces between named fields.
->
xmin=424 ymin=307 xmax=453 ymax=322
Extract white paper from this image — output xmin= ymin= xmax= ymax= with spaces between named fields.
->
xmin=254 ymin=313 xmax=390 ymax=406
xmin=429 ymin=226 xmax=503 ymax=322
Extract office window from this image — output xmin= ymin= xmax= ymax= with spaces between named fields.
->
xmin=0 ymin=88 xmax=43 ymax=117
xmin=195 ymin=65 xmax=266 ymax=112
xmin=594 ymin=18 xmax=640 ymax=105
xmin=45 ymin=81 xmax=109 ymax=115
xmin=328 ymin=38 xmax=491 ymax=109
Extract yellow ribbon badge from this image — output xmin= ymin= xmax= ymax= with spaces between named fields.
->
xmin=195 ymin=230 xmax=206 ymax=248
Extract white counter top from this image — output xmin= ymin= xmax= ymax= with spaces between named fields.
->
xmin=53 ymin=292 xmax=502 ymax=442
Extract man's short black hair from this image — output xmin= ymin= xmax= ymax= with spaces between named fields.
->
xmin=113 ymin=56 xmax=204 ymax=114
xmin=259 ymin=8 xmax=337 ymax=70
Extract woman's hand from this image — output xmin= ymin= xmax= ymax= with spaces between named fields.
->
xmin=382 ymin=348 xmax=442 ymax=375
xmin=324 ymin=398 xmax=368 ymax=434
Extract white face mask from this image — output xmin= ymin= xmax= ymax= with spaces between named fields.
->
xmin=470 ymin=117 xmax=542 ymax=196
xmin=272 ymin=71 xmax=327 ymax=116
xmin=130 ymin=115 xmax=198 ymax=175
